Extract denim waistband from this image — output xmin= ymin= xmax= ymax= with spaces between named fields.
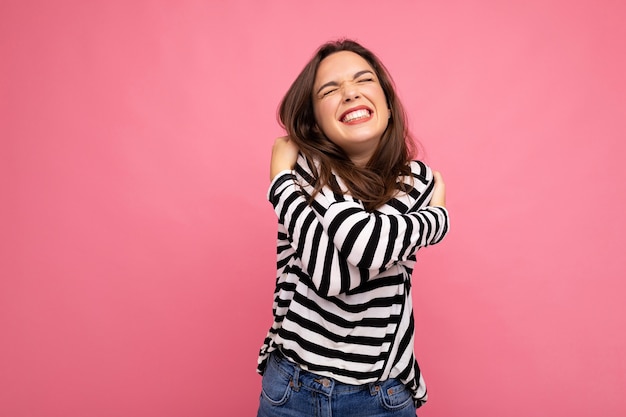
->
xmin=271 ymin=350 xmax=382 ymax=397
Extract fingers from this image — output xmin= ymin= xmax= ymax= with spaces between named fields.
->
xmin=270 ymin=136 xmax=300 ymax=181
xmin=429 ymin=170 xmax=446 ymax=208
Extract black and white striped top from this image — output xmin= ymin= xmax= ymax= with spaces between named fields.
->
xmin=257 ymin=155 xmax=449 ymax=407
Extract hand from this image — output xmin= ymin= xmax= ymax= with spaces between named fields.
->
xmin=429 ymin=170 xmax=446 ymax=208
xmin=270 ymin=136 xmax=300 ymax=181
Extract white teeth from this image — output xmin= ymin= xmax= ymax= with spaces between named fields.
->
xmin=342 ymin=109 xmax=370 ymax=122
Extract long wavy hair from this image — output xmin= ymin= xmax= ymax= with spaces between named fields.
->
xmin=279 ymin=39 xmax=417 ymax=211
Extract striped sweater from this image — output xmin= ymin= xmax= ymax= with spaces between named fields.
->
xmin=257 ymin=155 xmax=449 ymax=407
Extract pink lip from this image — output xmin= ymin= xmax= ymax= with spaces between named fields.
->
xmin=339 ymin=105 xmax=373 ymax=123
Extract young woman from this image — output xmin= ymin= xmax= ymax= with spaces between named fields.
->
xmin=257 ymin=39 xmax=449 ymax=417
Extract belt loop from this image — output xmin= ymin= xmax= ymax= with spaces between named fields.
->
xmin=291 ymin=365 xmax=301 ymax=392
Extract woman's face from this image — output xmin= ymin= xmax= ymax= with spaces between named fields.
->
xmin=312 ymin=51 xmax=390 ymax=166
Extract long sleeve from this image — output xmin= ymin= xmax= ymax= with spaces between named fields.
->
xmin=268 ymin=167 xmax=449 ymax=296
xmin=320 ymin=199 xmax=448 ymax=270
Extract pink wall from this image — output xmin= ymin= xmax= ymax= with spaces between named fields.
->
xmin=2 ymin=0 xmax=625 ymax=416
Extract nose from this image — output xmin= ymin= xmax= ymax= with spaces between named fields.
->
xmin=342 ymin=82 xmax=360 ymax=102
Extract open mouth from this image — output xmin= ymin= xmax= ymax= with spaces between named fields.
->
xmin=340 ymin=107 xmax=372 ymax=123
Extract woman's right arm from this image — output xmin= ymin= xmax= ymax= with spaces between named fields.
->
xmin=268 ymin=137 xmax=449 ymax=296
xmin=270 ymin=172 xmax=448 ymax=270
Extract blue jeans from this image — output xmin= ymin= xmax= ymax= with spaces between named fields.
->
xmin=257 ymin=351 xmax=417 ymax=417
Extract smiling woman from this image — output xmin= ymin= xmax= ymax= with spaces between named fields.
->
xmin=257 ymin=39 xmax=450 ymax=417
xmin=276 ymin=40 xmax=423 ymax=212
xmin=312 ymin=51 xmax=390 ymax=166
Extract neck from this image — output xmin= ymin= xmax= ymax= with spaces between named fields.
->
xmin=349 ymin=154 xmax=370 ymax=167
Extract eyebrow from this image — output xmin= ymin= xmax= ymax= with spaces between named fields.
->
xmin=315 ymin=70 xmax=375 ymax=95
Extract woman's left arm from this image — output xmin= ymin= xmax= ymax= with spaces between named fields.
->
xmin=317 ymin=199 xmax=449 ymax=271
xmin=271 ymin=166 xmax=449 ymax=273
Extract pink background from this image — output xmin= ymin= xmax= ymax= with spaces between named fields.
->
xmin=2 ymin=0 xmax=625 ymax=416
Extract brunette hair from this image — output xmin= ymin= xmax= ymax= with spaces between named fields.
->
xmin=279 ymin=39 xmax=416 ymax=211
